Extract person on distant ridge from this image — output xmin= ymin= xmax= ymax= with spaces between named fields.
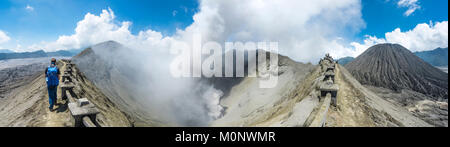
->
xmin=45 ymin=58 xmax=61 ymax=112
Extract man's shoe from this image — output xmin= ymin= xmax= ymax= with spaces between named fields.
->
xmin=49 ymin=107 xmax=54 ymax=112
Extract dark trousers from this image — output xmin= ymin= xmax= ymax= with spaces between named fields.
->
xmin=47 ymin=86 xmax=58 ymax=109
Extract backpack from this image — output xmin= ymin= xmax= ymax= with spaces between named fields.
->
xmin=46 ymin=66 xmax=59 ymax=86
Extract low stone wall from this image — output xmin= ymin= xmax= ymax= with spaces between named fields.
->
xmin=61 ymin=59 xmax=100 ymax=127
xmin=308 ymin=55 xmax=339 ymax=127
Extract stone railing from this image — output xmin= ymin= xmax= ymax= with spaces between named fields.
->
xmin=60 ymin=59 xmax=100 ymax=127
xmin=309 ymin=55 xmax=339 ymax=127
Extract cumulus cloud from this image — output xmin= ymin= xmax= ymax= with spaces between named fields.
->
xmin=348 ymin=35 xmax=386 ymax=56
xmin=397 ymin=0 xmax=420 ymax=16
xmin=177 ymin=0 xmax=365 ymax=62
xmin=385 ymin=21 xmax=448 ymax=52
xmin=0 ymin=30 xmax=11 ymax=44
xmin=26 ymin=5 xmax=34 ymax=11
xmin=29 ymin=1 xmax=366 ymax=62
xmin=350 ymin=21 xmax=448 ymax=56
xmin=28 ymin=8 xmax=173 ymax=52
xmin=17 ymin=0 xmax=448 ymax=61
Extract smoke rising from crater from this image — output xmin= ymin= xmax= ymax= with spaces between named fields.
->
xmin=83 ymin=41 xmax=226 ymax=126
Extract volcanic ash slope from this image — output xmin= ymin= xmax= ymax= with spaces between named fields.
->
xmin=211 ymin=56 xmax=430 ymax=127
xmin=345 ymin=43 xmax=448 ymax=127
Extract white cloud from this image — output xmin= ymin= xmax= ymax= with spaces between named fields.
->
xmin=386 ymin=21 xmax=448 ymax=51
xmin=28 ymin=8 xmax=173 ymax=52
xmin=350 ymin=21 xmax=448 ymax=56
xmin=0 ymin=30 xmax=11 ymax=44
xmin=177 ymin=0 xmax=365 ymax=62
xmin=26 ymin=5 xmax=34 ymax=11
xmin=29 ymin=0 xmax=365 ymax=63
xmin=15 ymin=0 xmax=448 ymax=61
xmin=397 ymin=0 xmax=420 ymax=16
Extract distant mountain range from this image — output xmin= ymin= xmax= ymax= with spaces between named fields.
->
xmin=0 ymin=49 xmax=14 ymax=53
xmin=338 ymin=47 xmax=449 ymax=67
xmin=415 ymin=47 xmax=448 ymax=67
xmin=336 ymin=57 xmax=354 ymax=65
xmin=0 ymin=49 xmax=83 ymax=60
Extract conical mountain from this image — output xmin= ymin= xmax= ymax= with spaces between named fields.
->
xmin=345 ymin=43 xmax=448 ymax=99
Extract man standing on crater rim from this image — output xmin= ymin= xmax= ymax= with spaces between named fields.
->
xmin=45 ymin=58 xmax=61 ymax=112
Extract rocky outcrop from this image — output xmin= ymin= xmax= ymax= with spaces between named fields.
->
xmin=408 ymin=100 xmax=448 ymax=127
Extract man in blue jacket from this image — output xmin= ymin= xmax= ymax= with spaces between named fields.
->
xmin=45 ymin=58 xmax=61 ymax=112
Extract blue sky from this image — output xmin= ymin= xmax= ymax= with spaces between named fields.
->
xmin=0 ymin=0 xmax=198 ymax=47
xmin=359 ymin=0 xmax=448 ymax=39
xmin=0 ymin=0 xmax=447 ymax=57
